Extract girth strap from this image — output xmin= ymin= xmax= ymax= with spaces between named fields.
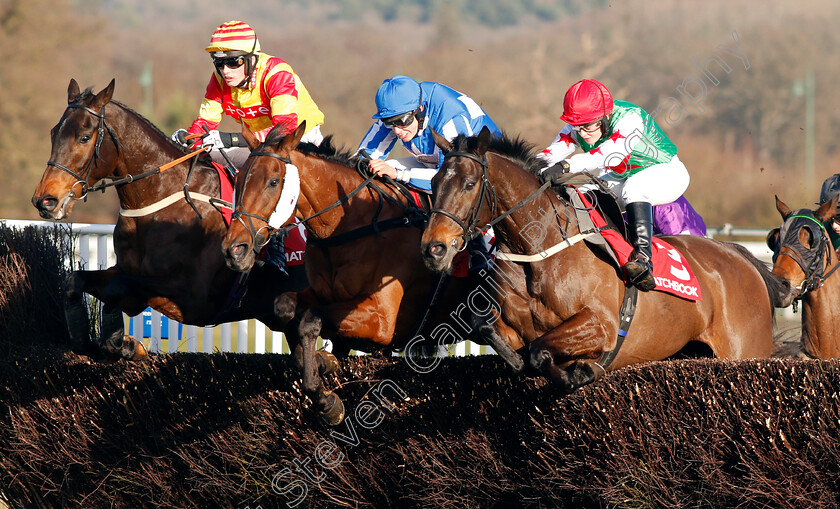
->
xmin=597 ymin=285 xmax=638 ymax=369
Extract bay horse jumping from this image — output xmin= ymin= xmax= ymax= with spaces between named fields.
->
xmin=767 ymin=195 xmax=840 ymax=358
xmin=221 ymin=122 xmax=516 ymax=424
xmin=421 ymin=127 xmax=788 ymax=392
xmin=31 ymin=79 xmax=305 ymax=359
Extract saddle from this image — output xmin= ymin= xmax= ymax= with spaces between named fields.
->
xmin=563 ymin=186 xmax=702 ymax=301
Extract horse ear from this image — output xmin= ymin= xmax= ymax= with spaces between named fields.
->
xmin=475 ymin=126 xmax=494 ymax=156
xmin=241 ymin=122 xmax=260 ymax=150
xmin=280 ymin=121 xmax=306 ymax=153
xmin=67 ymin=79 xmax=81 ymax=104
xmin=431 ymin=128 xmax=452 ymax=154
xmin=92 ymin=79 xmax=115 ymax=109
xmin=775 ymin=195 xmax=792 ymax=219
xmin=816 ymin=195 xmax=839 ymax=223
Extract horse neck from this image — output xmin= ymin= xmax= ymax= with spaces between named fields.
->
xmin=486 ymin=155 xmax=580 ymax=254
xmin=106 ymin=103 xmax=202 ymax=209
xmin=802 ymin=247 xmax=840 ymax=357
xmin=293 ymin=154 xmax=401 ymax=239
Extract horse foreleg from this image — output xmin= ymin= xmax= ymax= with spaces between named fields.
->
xmin=64 ymin=271 xmax=95 ymax=353
xmin=472 ymin=311 xmax=525 ymax=372
xmin=298 ymin=309 xmax=345 ymax=425
xmin=98 ymin=306 xmax=147 ymax=361
xmin=528 ymin=307 xmax=610 ymax=393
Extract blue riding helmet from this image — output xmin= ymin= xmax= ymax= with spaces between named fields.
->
xmin=372 ymin=75 xmax=422 ymax=119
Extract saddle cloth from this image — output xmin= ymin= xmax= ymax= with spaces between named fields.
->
xmin=578 ymin=191 xmax=702 ymax=301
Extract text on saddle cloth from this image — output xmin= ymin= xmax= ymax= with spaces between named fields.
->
xmin=577 ymin=191 xmax=702 ymax=301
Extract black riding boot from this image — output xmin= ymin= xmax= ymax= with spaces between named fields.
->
xmin=467 ymin=236 xmax=490 ymax=276
xmin=263 ymin=232 xmax=289 ymax=278
xmin=624 ymin=202 xmax=656 ymax=291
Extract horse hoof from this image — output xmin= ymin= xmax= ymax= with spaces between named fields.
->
xmin=274 ymin=293 xmax=296 ymax=323
xmin=129 ymin=337 xmax=148 ymax=361
xmin=320 ymin=391 xmax=345 ymax=425
xmin=315 ymin=350 xmax=340 ymax=375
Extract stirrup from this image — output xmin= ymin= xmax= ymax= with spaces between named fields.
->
xmin=624 ymin=258 xmax=655 ymax=291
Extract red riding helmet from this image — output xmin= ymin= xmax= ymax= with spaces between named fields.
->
xmin=560 ymin=79 xmax=614 ymax=125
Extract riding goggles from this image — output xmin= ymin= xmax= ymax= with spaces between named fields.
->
xmin=570 ymin=119 xmax=603 ymax=134
xmin=213 ymin=55 xmax=246 ymax=70
xmin=381 ymin=110 xmax=417 ymax=129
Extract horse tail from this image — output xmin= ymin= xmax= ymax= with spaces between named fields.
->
xmin=729 ymin=242 xmax=791 ymax=309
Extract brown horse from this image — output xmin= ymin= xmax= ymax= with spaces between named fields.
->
xmin=31 ymin=79 xmax=305 ymax=359
xmin=421 ymin=127 xmax=787 ymax=392
xmin=767 ymin=195 xmax=840 ymax=358
xmin=221 ymin=122 xmax=515 ymax=423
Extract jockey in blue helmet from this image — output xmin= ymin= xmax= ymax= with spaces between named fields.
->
xmin=358 ymin=75 xmax=501 ymax=192
xmin=358 ymin=75 xmax=501 ymax=274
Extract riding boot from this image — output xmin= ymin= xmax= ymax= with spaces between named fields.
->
xmin=263 ymin=232 xmax=289 ymax=278
xmin=624 ymin=201 xmax=656 ymax=291
xmin=467 ymin=236 xmax=490 ymax=276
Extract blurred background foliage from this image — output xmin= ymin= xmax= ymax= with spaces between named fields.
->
xmin=2 ymin=0 xmax=837 ymax=226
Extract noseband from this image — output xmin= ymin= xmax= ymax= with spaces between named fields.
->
xmin=430 ymin=151 xmax=554 ymax=250
xmin=430 ymin=151 xmax=496 ymax=251
xmin=230 ymin=150 xmax=293 ymax=251
xmin=774 ymin=211 xmax=835 ymax=300
xmin=46 ymin=103 xmax=119 ymax=200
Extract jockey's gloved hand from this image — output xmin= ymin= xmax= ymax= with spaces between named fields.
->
xmin=201 ymin=130 xmax=224 ymax=151
xmin=171 ymin=128 xmax=190 ymax=148
xmin=539 ymin=160 xmax=571 ymax=185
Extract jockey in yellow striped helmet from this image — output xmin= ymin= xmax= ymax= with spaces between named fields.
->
xmin=172 ymin=20 xmax=324 ymax=278
xmin=174 ymin=20 xmax=325 ymax=167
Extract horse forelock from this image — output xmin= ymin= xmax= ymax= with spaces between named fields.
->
xmin=450 ymin=132 xmax=548 ymax=176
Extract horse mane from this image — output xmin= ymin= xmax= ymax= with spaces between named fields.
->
xmin=72 ymin=87 xmax=190 ymax=153
xmin=450 ymin=131 xmax=549 ymax=176
xmin=263 ymin=129 xmax=364 ymax=170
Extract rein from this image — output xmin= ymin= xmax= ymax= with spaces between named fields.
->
xmin=233 ymin=150 xmax=428 ymax=252
xmin=432 ymin=150 xmax=570 ymax=256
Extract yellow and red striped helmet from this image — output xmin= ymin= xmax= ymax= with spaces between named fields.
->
xmin=205 ymin=20 xmax=260 ymax=54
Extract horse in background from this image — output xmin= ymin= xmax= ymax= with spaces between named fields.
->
xmin=767 ymin=195 xmax=840 ymax=358
xmin=421 ymin=127 xmax=787 ymax=392
xmin=31 ymin=79 xmax=305 ymax=359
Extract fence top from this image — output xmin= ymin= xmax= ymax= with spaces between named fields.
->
xmin=1 ymin=219 xmax=115 ymax=236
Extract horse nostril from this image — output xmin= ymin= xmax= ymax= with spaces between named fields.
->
xmin=231 ymin=243 xmax=249 ymax=260
xmin=35 ymin=196 xmax=58 ymax=211
xmin=427 ymin=242 xmax=445 ymax=259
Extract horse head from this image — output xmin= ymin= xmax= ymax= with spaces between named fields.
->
xmin=32 ymin=78 xmax=118 ymax=220
xmin=223 ymin=121 xmax=307 ymax=272
xmin=421 ymin=126 xmax=498 ymax=273
xmin=768 ymin=194 xmax=838 ymax=307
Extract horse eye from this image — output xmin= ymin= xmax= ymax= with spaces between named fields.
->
xmin=79 ymin=135 xmax=91 ymax=144
xmin=268 ymin=178 xmax=280 ymax=188
xmin=465 ymin=181 xmax=476 ymax=191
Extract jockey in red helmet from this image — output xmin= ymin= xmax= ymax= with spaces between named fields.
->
xmin=539 ymin=79 xmax=702 ymax=291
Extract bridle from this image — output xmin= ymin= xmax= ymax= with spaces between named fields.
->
xmin=46 ymin=103 xmax=119 ymax=200
xmin=45 ymin=101 xmax=207 ymax=202
xmin=230 ymin=149 xmax=398 ymax=253
xmin=771 ymin=210 xmax=838 ymax=303
xmin=230 ymin=149 xmax=295 ymax=251
xmin=430 ymin=150 xmax=552 ymax=251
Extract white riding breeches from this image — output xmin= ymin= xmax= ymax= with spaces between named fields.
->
xmin=585 ymin=155 xmax=690 ymax=207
